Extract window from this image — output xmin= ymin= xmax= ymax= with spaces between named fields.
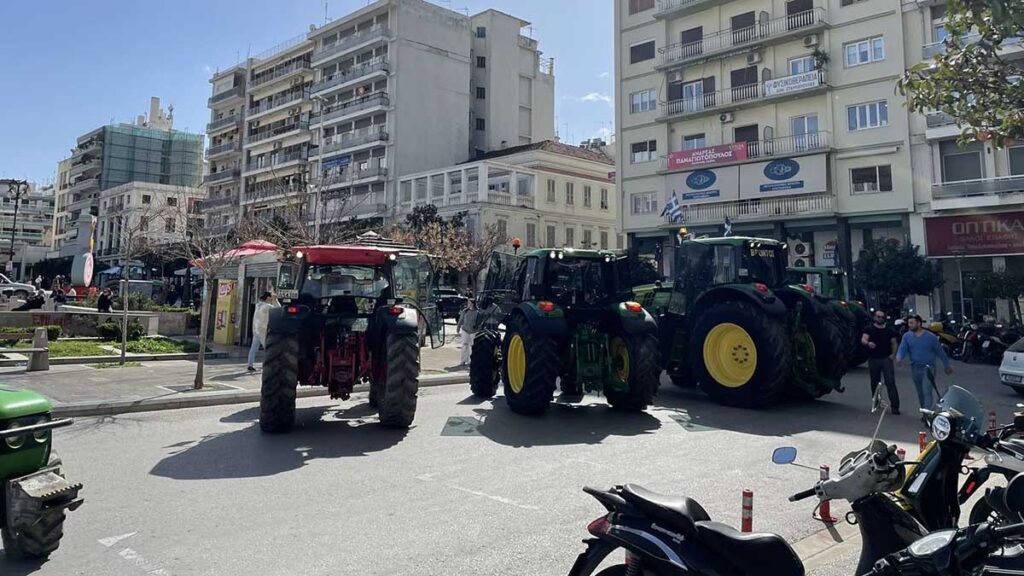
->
xmin=167 ymin=197 xmax=177 ymax=207
xmin=789 ymin=55 xmax=816 ymax=75
xmin=477 ymin=56 xmax=486 ymax=68
xmin=851 ymin=166 xmax=893 ymax=193
xmin=583 ymin=229 xmax=593 ymax=247
xmin=600 ymin=188 xmax=609 ymax=210
xmin=140 ymin=216 xmax=149 ymax=232
xmin=566 ymin=227 xmax=575 ymax=247
xmin=617 ymin=235 xmax=625 ymax=250
xmin=584 ymin=185 xmax=592 ymax=208
xmin=142 ymin=194 xmax=151 ymax=205
xmin=496 ymin=218 xmax=507 ymax=237
xmin=565 ymin=182 xmax=575 ymax=205
xmin=847 ymin=101 xmax=888 ymax=130
xmin=629 ymin=90 xmax=657 ymax=113
xmin=628 ymin=0 xmax=655 ymax=14
xmin=791 ymin=114 xmax=819 ymax=149
xmin=476 ymin=87 xmax=486 ymax=99
xmin=476 ymin=26 xmax=486 ymax=38
xmin=631 ymin=192 xmax=657 ymax=214
xmin=630 ymin=40 xmax=655 ymax=64
xmin=476 ymin=118 xmax=486 ymax=131
xmin=730 ymin=65 xmax=759 ymax=101
xmin=526 ymin=223 xmax=536 ymax=247
xmin=631 ymin=140 xmax=657 ymax=163
xmin=546 ymin=179 xmax=556 ymax=202
xmin=940 ymin=140 xmax=984 ymax=182
xmin=1010 ymin=146 xmax=1024 ymax=175
xmin=164 ymin=218 xmax=175 ymax=233
xmin=683 ymin=133 xmax=706 ymax=150
xmin=546 ymin=225 xmax=556 ymax=247
xmin=841 ymin=0 xmax=867 ymax=5
xmin=845 ymin=36 xmax=885 ymax=67
xmin=600 ymin=231 xmax=609 ymax=250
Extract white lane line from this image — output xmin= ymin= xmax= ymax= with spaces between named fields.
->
xmin=98 ymin=532 xmax=137 ymax=547
xmin=416 ymin=473 xmax=538 ymax=510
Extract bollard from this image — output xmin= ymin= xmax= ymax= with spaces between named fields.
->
xmin=741 ymin=489 xmax=753 ymax=533
xmin=814 ymin=465 xmax=838 ymax=524
xmin=896 ymin=447 xmax=906 ymax=461
xmin=919 ymin=431 xmax=928 ymax=454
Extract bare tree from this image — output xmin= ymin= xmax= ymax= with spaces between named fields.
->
xmin=389 ymin=220 xmax=506 ymax=292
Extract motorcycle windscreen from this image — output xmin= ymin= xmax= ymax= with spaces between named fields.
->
xmin=936 ymin=385 xmax=986 ymax=443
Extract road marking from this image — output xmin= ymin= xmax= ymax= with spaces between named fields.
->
xmin=441 ymin=416 xmax=482 ymax=436
xmin=117 ymin=547 xmax=169 ymax=575
xmin=98 ymin=532 xmax=137 ymax=547
xmin=416 ymin=473 xmax=538 ymax=510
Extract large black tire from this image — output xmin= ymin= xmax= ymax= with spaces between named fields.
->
xmin=848 ymin=309 xmax=871 ymax=368
xmin=501 ymin=315 xmax=557 ymax=415
xmin=1 ymin=510 xmax=66 ymax=559
xmin=805 ymin=311 xmax=849 ymax=381
xmin=259 ymin=333 xmax=299 ymax=433
xmin=691 ymin=301 xmax=791 ymax=408
xmin=378 ymin=332 xmax=419 ymax=428
xmin=605 ymin=334 xmax=660 ymax=411
xmin=469 ymin=330 xmax=501 ymax=399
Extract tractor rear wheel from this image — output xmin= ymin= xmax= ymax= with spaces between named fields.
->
xmin=604 ymin=334 xmax=659 ymax=411
xmin=378 ymin=332 xmax=419 ymax=428
xmin=469 ymin=330 xmax=501 ymax=399
xmin=1 ymin=509 xmax=66 ymax=559
xmin=848 ymin=309 xmax=871 ymax=368
xmin=501 ymin=315 xmax=557 ymax=415
xmin=691 ymin=301 xmax=791 ymax=408
xmin=259 ymin=333 xmax=299 ymax=434
xmin=805 ymin=311 xmax=849 ymax=381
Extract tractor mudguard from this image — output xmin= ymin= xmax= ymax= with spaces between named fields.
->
xmin=829 ymin=300 xmax=856 ymax=324
xmin=515 ymin=302 xmax=567 ymax=337
xmin=267 ymin=304 xmax=319 ymax=335
xmin=776 ymin=286 xmax=831 ymax=319
xmin=377 ymin=306 xmax=420 ymax=336
xmin=614 ymin=303 xmax=658 ymax=336
xmin=693 ymin=285 xmax=788 ymax=318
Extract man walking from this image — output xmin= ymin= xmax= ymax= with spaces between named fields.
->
xmin=457 ymin=299 xmax=478 ymax=367
xmin=248 ymin=292 xmax=279 ymax=372
xmin=862 ymin=311 xmax=899 ymax=414
xmin=896 ymin=314 xmax=952 ymax=420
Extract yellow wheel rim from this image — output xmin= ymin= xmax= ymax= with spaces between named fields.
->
xmin=507 ymin=334 xmax=527 ymax=394
xmin=611 ymin=337 xmax=630 ymax=383
xmin=703 ymin=323 xmax=757 ymax=388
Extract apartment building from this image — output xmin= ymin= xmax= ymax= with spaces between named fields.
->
xmin=95 ymin=182 xmax=202 ymax=264
xmin=202 ymin=65 xmax=248 ymax=235
xmin=0 ymin=183 xmax=55 ymax=252
xmin=615 ymin=0 xmax=916 ymax=283
xmin=203 ymin=0 xmax=555 ymax=232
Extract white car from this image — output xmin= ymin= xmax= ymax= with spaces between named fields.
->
xmin=0 ymin=274 xmax=36 ymax=300
xmin=999 ymin=336 xmax=1024 ymax=396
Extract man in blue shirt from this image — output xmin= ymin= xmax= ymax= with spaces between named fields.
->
xmin=896 ymin=314 xmax=952 ymax=417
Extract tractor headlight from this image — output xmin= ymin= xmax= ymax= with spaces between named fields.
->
xmin=931 ymin=414 xmax=952 ymax=441
xmin=33 ymin=415 xmax=51 ymax=443
xmin=4 ymin=420 xmax=26 ymax=450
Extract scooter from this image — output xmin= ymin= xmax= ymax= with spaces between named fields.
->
xmin=960 ymin=403 xmax=1024 ymax=525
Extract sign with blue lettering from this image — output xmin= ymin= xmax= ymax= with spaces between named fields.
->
xmin=686 ymin=170 xmax=717 ymax=190
xmin=322 ymin=155 xmax=352 ymax=169
xmin=669 ymin=165 xmax=739 ymax=205
xmin=739 ymin=154 xmax=826 ymax=199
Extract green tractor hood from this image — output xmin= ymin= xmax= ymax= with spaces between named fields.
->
xmin=0 ymin=385 xmax=53 ymax=420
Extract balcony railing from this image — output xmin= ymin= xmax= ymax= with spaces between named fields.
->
xmin=207 ymin=114 xmax=242 ymax=133
xmin=312 ymin=26 xmax=390 ymax=64
xmin=663 ymin=131 xmax=830 ymax=172
xmin=654 ymin=0 xmax=719 ymax=19
xmin=663 ymin=70 xmax=826 ymax=119
xmin=922 ymin=33 xmax=1021 ymax=60
xmin=314 ymin=92 xmax=389 ymax=125
xmin=313 ymin=125 xmax=389 ymax=157
xmin=247 ymin=89 xmax=309 ymax=117
xmin=249 ymin=60 xmax=311 ymax=89
xmin=72 ymin=140 xmax=101 ymax=157
xmin=209 ymin=85 xmax=244 ymax=105
xmin=244 ymin=182 xmax=307 ymax=203
xmin=312 ymin=56 xmax=389 ymax=94
xmin=69 ymin=177 xmax=99 ymax=192
xmin=245 ymin=151 xmax=308 ymax=173
xmin=660 ymin=9 xmax=828 ymax=68
xmin=205 ymin=141 xmax=240 ymax=158
xmin=667 ymin=192 xmax=834 ymax=226
xmin=245 ymin=121 xmax=309 ymax=145
xmin=198 ymin=195 xmax=240 ymax=210
xmin=203 ymin=169 xmax=241 ymax=184
xmin=485 ymin=191 xmax=536 ymax=209
xmin=321 ymin=164 xmax=388 ymax=187
xmin=926 ymin=112 xmax=958 ymax=128
xmin=932 ymin=174 xmax=1024 ymax=199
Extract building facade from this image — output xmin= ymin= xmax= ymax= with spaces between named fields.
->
xmin=95 ymin=182 xmax=202 ymax=264
xmin=202 ymin=0 xmax=556 ymax=233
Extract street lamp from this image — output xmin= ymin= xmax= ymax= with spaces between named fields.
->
xmin=1 ymin=179 xmax=30 ymax=275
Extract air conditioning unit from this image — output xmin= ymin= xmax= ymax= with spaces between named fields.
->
xmin=791 ymin=257 xmax=811 ymax=268
xmin=667 ymin=70 xmax=683 ymax=83
xmin=747 ymin=52 xmax=762 ymax=65
xmin=803 ymin=34 xmax=819 ymax=47
xmin=719 ymin=112 xmax=734 ymax=123
xmin=788 ymin=239 xmax=814 ymax=267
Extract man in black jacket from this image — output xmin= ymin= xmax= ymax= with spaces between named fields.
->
xmin=862 ymin=311 xmax=900 ymax=414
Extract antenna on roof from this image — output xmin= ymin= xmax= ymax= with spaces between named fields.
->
xmin=324 ymin=2 xmax=329 ymax=24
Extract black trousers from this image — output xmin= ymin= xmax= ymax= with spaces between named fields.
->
xmin=868 ymin=357 xmax=899 ymax=410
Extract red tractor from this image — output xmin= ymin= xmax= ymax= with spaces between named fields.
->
xmin=260 ymin=245 xmax=443 ymax=433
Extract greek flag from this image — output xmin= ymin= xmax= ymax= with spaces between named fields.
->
xmin=661 ymin=191 xmax=683 ymax=223
xmin=724 ymin=216 xmax=733 ymax=237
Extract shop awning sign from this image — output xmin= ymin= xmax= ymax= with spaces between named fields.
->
xmin=926 ymin=211 xmax=1024 ymax=256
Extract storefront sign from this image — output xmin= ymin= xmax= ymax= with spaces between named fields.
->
xmin=667 ymin=165 xmax=740 ymax=205
xmin=668 ymin=143 xmax=748 ymax=170
xmin=814 ymin=231 xmax=838 ymax=267
xmin=763 ymin=70 xmax=822 ymax=97
xmin=925 ymin=211 xmax=1024 ymax=256
xmin=738 ymin=154 xmax=827 ymax=199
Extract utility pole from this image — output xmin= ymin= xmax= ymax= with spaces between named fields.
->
xmin=1 ymin=179 xmax=29 ymax=276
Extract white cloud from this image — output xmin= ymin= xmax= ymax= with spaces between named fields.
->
xmin=599 ymin=71 xmax=611 ymax=79
xmin=580 ymin=92 xmax=613 ymax=106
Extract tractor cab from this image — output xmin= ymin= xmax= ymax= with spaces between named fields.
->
xmin=518 ymin=248 xmax=630 ymax=309
xmin=786 ymin=266 xmax=849 ymax=300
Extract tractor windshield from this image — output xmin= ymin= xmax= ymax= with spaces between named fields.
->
xmin=546 ymin=258 xmax=614 ymax=306
xmin=740 ymin=243 xmax=786 ymax=288
xmin=301 ymin=265 xmax=389 ymax=300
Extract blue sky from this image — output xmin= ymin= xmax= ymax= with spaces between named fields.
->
xmin=0 ymin=0 xmax=614 ymax=185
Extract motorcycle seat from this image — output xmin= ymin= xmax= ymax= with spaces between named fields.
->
xmin=694 ymin=521 xmax=804 ymax=576
xmin=618 ymin=484 xmax=711 ymax=539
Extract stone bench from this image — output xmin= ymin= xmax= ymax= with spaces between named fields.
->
xmin=0 ymin=327 xmax=50 ymax=371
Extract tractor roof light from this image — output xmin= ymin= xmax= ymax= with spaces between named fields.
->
xmin=538 ymin=301 xmax=556 ymax=313
xmin=388 ymin=306 xmax=404 ymax=315
xmin=624 ymin=301 xmax=643 ymax=314
xmin=389 ymin=253 xmax=397 ymax=261
xmin=754 ymin=283 xmax=769 ymax=293
xmin=557 ymin=252 xmax=565 ymax=260
xmin=549 ymin=251 xmax=557 ymax=259
xmin=295 ymin=251 xmax=304 ymax=260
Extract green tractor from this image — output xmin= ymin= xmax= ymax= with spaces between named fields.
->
xmin=634 ymin=236 xmax=849 ymax=408
xmin=0 ymin=385 xmax=82 ymax=559
xmin=469 ymin=248 xmax=661 ymax=414
xmin=786 ymin=266 xmax=872 ymax=368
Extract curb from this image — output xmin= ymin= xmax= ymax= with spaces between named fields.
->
xmin=51 ymin=373 xmax=469 ymax=418
xmin=0 ymin=352 xmax=228 ymax=367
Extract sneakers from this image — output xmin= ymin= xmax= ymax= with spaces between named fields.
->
xmin=247 ymin=366 xmax=256 ymax=372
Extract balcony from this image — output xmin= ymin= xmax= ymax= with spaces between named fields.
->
xmin=205 ymin=141 xmax=240 ymax=159
xmin=67 ymin=195 xmax=97 ymax=214
xmin=666 ymin=192 xmax=834 ymax=226
xmin=209 ymin=85 xmax=244 ymax=106
xmin=314 ymin=93 xmax=390 ymax=127
xmin=311 ymin=26 xmax=390 ymax=65
xmin=661 ymin=132 xmax=830 ymax=173
xmin=69 ymin=176 xmax=99 ymax=193
xmin=244 ymin=151 xmax=308 ymax=175
xmin=321 ymin=164 xmax=388 ymax=188
xmin=206 ymin=223 xmax=236 ymax=236
xmin=922 ymin=33 xmax=1022 ymax=60
xmin=654 ymin=0 xmax=729 ymax=19
xmin=932 ymin=175 xmax=1024 ymax=200
xmin=311 ymin=126 xmax=389 ymax=158
xmin=71 ymin=139 xmax=101 ymax=158
xmin=245 ymin=121 xmax=310 ymax=146
xmin=660 ymin=70 xmax=827 ymax=121
xmin=244 ymin=182 xmax=307 ymax=204
xmin=311 ymin=56 xmax=389 ymax=95
xmin=207 ymin=114 xmax=242 ymax=134
xmin=247 ymin=89 xmax=309 ymax=119
xmin=249 ymin=60 xmax=311 ymax=90
xmin=203 ymin=169 xmax=241 ymax=184
xmin=197 ymin=195 xmax=239 ymax=210
xmin=68 ymin=156 xmax=101 ymax=177
xmin=658 ymin=9 xmax=828 ymax=69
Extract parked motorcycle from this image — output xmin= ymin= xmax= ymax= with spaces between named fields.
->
xmin=960 ymin=403 xmax=1024 ymax=525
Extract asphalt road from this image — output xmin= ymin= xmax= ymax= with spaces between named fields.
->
xmin=2 ymin=361 xmax=1019 ymax=576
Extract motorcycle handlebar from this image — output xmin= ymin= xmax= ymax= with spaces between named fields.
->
xmin=994 ymin=522 xmax=1024 ymax=539
xmin=789 ymin=487 xmax=817 ymax=502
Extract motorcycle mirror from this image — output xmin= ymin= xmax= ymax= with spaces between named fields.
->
xmin=772 ymin=446 xmax=798 ymax=465
xmin=1005 ymin=474 xmax=1024 ymax=520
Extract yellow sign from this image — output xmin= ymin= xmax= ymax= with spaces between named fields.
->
xmin=213 ymin=279 xmax=237 ymax=345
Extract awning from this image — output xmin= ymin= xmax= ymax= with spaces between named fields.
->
xmin=193 ymin=240 xmax=278 ymax=268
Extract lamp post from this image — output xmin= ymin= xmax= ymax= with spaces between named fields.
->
xmin=1 ymin=179 xmax=29 ymax=276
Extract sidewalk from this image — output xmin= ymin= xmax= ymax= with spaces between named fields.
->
xmin=0 ymin=336 xmax=471 ymax=417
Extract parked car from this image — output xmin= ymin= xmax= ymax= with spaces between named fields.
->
xmin=998 ymin=336 xmax=1024 ymax=396
xmin=435 ymin=288 xmax=468 ymax=319
xmin=0 ymin=274 xmax=37 ymax=301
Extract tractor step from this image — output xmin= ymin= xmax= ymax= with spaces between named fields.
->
xmin=557 ymin=393 xmax=585 ymax=403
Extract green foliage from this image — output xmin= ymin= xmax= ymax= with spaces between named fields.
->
xmin=0 ymin=325 xmax=60 ymax=342
xmin=978 ymin=270 xmax=1024 ymax=322
xmin=120 ymin=338 xmax=201 ymax=354
xmin=13 ymin=340 xmax=110 ymax=358
xmin=96 ymin=319 xmax=145 ymax=342
xmin=404 ymin=204 xmax=467 ymax=233
xmin=854 ymin=239 xmax=943 ymax=314
xmin=897 ymin=0 xmax=1024 ymax=147
xmin=94 ymin=361 xmax=142 ymax=369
